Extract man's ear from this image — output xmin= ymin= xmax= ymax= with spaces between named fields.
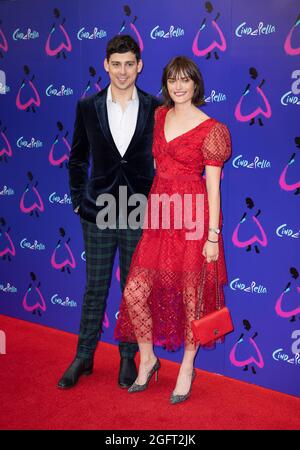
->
xmin=137 ymin=59 xmax=143 ymax=73
xmin=104 ymin=58 xmax=109 ymax=72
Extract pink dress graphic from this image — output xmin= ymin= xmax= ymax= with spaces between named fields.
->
xmin=22 ymin=273 xmax=46 ymax=316
xmin=16 ymin=66 xmax=41 ymax=112
xmin=284 ymin=14 xmax=300 ymax=56
xmin=16 ymin=80 xmax=41 ymax=111
xmin=0 ymin=220 xmax=15 ymax=261
xmin=20 ymin=172 xmax=44 ymax=217
xmin=235 ymin=68 xmax=271 ymax=126
xmin=0 ymin=24 xmax=8 ymax=56
xmin=229 ymin=320 xmax=264 ymax=374
xmin=0 ymin=129 xmax=12 ymax=161
xmin=45 ymin=9 xmax=72 ymax=58
xmin=49 ymin=129 xmax=71 ymax=168
xmin=275 ymin=268 xmax=300 ymax=321
xmin=279 ymin=141 xmax=300 ymax=195
xmin=119 ymin=5 xmax=144 ymax=51
xmin=81 ymin=67 xmax=102 ymax=98
xmin=51 ymin=229 xmax=76 ymax=274
xmin=232 ymin=199 xmax=267 ymax=253
xmin=192 ymin=3 xmax=226 ymax=59
xmin=49 ymin=136 xmax=71 ymax=166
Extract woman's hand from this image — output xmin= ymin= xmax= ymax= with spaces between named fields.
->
xmin=202 ymin=240 xmax=219 ymax=263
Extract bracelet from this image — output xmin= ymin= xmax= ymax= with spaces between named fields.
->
xmin=209 ymin=227 xmax=221 ymax=235
xmin=207 ymin=238 xmax=219 ymax=243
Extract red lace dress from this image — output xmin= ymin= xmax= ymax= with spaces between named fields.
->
xmin=114 ymin=106 xmax=231 ymax=350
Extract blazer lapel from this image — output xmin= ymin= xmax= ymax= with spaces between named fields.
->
xmin=123 ymin=88 xmax=151 ymax=158
xmin=94 ymin=85 xmax=151 ymax=159
xmin=94 ymin=87 xmax=121 ymax=158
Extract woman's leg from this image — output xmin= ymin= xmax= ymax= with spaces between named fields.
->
xmin=122 ymin=270 xmax=157 ymax=385
xmin=173 ymin=346 xmax=199 ymax=395
xmin=135 ymin=342 xmax=157 ymax=385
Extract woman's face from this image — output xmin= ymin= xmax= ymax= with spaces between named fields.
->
xmin=167 ymin=72 xmax=195 ymax=105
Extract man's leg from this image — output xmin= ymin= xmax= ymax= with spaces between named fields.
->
xmin=76 ymin=217 xmax=118 ymax=358
xmin=117 ymin=225 xmax=142 ymax=387
xmin=57 ymin=217 xmax=117 ymax=389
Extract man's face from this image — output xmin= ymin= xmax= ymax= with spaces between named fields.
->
xmin=104 ymin=51 xmax=143 ymax=91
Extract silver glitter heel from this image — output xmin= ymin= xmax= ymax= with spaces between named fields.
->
xmin=128 ymin=358 xmax=161 ymax=393
xmin=170 ymin=369 xmax=196 ymax=405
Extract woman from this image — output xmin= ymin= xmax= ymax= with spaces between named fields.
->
xmin=115 ymin=56 xmax=231 ymax=404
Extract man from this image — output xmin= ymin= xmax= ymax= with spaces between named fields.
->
xmin=57 ymin=35 xmax=161 ymax=389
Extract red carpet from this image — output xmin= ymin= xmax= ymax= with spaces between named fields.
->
xmin=0 ymin=314 xmax=299 ymax=430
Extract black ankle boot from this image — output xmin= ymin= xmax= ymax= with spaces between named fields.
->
xmin=118 ymin=357 xmax=137 ymax=388
xmin=57 ymin=357 xmax=94 ymax=389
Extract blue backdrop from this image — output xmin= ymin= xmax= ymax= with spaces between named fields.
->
xmin=0 ymin=0 xmax=299 ymax=398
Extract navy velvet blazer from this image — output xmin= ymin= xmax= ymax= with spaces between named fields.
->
xmin=68 ymin=85 xmax=161 ymax=223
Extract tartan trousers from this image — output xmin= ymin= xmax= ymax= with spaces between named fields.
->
xmin=76 ymin=216 xmax=141 ymax=359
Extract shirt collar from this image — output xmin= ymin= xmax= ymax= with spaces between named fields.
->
xmin=107 ymin=85 xmax=138 ymax=104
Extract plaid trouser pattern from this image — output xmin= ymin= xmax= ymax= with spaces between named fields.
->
xmin=76 ymin=216 xmax=141 ymax=359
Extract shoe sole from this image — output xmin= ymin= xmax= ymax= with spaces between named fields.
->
xmin=57 ymin=370 xmax=93 ymax=390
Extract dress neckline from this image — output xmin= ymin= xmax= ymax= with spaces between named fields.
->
xmin=163 ymin=107 xmax=214 ymax=145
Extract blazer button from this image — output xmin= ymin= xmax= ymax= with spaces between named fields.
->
xmin=120 ymin=159 xmax=127 ymax=164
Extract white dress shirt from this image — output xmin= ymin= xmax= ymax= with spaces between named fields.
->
xmin=106 ymin=85 xmax=139 ymax=157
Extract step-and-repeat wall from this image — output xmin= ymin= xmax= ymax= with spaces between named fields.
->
xmin=0 ymin=0 xmax=299 ymax=397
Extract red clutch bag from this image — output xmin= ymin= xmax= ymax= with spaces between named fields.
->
xmin=191 ymin=261 xmax=234 ymax=346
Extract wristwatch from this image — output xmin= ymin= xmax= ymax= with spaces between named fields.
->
xmin=209 ymin=227 xmax=221 ymax=235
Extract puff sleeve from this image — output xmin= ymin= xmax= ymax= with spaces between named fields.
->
xmin=202 ymin=122 xmax=231 ymax=167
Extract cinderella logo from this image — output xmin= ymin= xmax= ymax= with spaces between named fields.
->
xmin=276 ymin=224 xmax=300 ymax=239
xmin=51 ymin=294 xmax=77 ymax=308
xmin=0 ymin=186 xmax=14 ymax=196
xmin=46 ymin=84 xmax=73 ymax=97
xmin=235 ymin=21 xmax=276 ymax=38
xmin=229 ymin=319 xmax=264 ymax=374
xmin=284 ymin=13 xmax=300 ymax=56
xmin=13 ymin=28 xmax=39 ymax=41
xmin=205 ymin=89 xmax=226 ymax=103
xmin=235 ymin=67 xmax=271 ymax=125
xmin=81 ymin=66 xmax=102 ymax=99
xmin=22 ymin=272 xmax=46 ymax=316
xmin=0 ymin=283 xmax=17 ymax=293
xmin=281 ymin=69 xmax=300 ymax=106
xmin=119 ymin=5 xmax=144 ymax=51
xmin=45 ymin=8 xmax=72 ymax=58
xmin=20 ymin=238 xmax=45 ymax=251
xmin=230 ymin=278 xmax=267 ymax=294
xmin=16 ymin=65 xmax=41 ymax=112
xmin=17 ymin=136 xmax=43 ymax=149
xmin=279 ymin=136 xmax=300 ymax=195
xmin=0 ymin=20 xmax=8 ymax=57
xmin=0 ymin=121 xmax=12 ymax=162
xmin=49 ymin=192 xmax=72 ymax=205
xmin=20 ymin=171 xmax=44 ymax=217
xmin=275 ymin=267 xmax=300 ymax=322
xmin=192 ymin=1 xmax=226 ymax=60
xmin=77 ymin=27 xmax=107 ymax=41
xmin=232 ymin=155 xmax=271 ymax=170
xmin=49 ymin=121 xmax=71 ymax=168
xmin=51 ymin=227 xmax=76 ymax=274
xmin=150 ymin=25 xmax=184 ymax=40
xmin=232 ymin=197 xmax=267 ymax=253
xmin=0 ymin=217 xmax=16 ymax=261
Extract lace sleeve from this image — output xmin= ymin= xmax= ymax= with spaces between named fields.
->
xmin=202 ymin=122 xmax=231 ymax=167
